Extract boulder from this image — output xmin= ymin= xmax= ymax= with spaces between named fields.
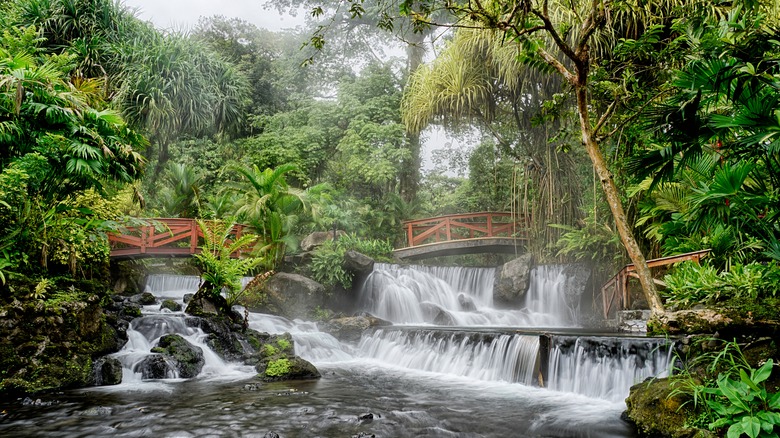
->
xmin=493 ymin=253 xmax=534 ymax=307
xmin=420 ymin=302 xmax=456 ymax=326
xmin=160 ymin=299 xmax=182 ymax=312
xmin=186 ymin=315 xmax=270 ymax=363
xmin=458 ymin=293 xmax=477 ymax=312
xmin=252 ymin=273 xmax=325 ymax=320
xmin=343 ymin=250 xmax=375 ymax=276
xmin=150 ymin=334 xmax=205 ymax=378
xmin=300 ymin=230 xmax=347 ymax=252
xmin=648 ymin=309 xmax=733 ymax=335
xmin=130 ymin=292 xmax=157 ymax=306
xmin=256 ymin=356 xmax=321 ymax=382
xmin=561 ymin=264 xmax=591 ymax=309
xmin=136 ymin=354 xmax=175 ymax=379
xmin=624 ymin=378 xmax=713 ymax=438
xmin=91 ymin=357 xmax=123 ymax=386
xmin=322 ymin=315 xmax=392 ymax=343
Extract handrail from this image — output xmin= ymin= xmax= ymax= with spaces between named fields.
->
xmin=108 ymin=218 xmax=251 ymax=259
xmin=601 ymin=249 xmax=711 ymax=318
xmin=400 ymin=212 xmax=529 ymax=248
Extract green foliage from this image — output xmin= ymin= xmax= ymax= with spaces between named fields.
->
xmin=551 ymin=219 xmax=625 ymax=266
xmin=663 ymin=261 xmax=780 ymax=309
xmin=671 ymin=340 xmax=780 ymax=438
xmin=264 ymin=358 xmax=291 ymax=377
xmin=310 ymin=234 xmax=393 ymax=289
xmin=193 ymin=220 xmax=264 ymax=306
xmin=262 ymin=344 xmax=278 ymax=357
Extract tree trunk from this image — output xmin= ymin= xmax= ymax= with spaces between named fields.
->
xmin=399 ymin=30 xmax=425 ymax=203
xmin=574 ymin=84 xmax=665 ymax=315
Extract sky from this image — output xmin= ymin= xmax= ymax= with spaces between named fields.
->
xmin=122 ymin=0 xmax=305 ymax=31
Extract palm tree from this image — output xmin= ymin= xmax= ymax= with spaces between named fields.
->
xmin=230 ymin=163 xmax=307 ymax=269
xmin=402 ymin=27 xmax=582 ymax=253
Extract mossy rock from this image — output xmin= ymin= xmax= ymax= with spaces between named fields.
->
xmin=256 ymin=356 xmax=320 ymax=382
xmin=624 ymin=378 xmax=712 ymax=438
xmin=160 ymin=299 xmax=182 ymax=312
xmin=151 ymin=334 xmax=204 ymax=378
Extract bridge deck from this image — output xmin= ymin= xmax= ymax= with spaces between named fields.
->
xmin=393 ymin=237 xmax=526 ymax=260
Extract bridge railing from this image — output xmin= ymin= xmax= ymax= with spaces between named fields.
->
xmin=401 ymin=212 xmax=528 ymax=248
xmin=108 ymin=218 xmax=251 ymax=259
xmin=601 ymin=249 xmax=711 ymax=318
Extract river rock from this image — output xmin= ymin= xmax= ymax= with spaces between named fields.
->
xmin=91 ymin=357 xmax=123 ymax=386
xmin=256 ymin=356 xmax=321 ymax=382
xmin=251 ymin=273 xmax=325 ymax=320
xmin=561 ymin=264 xmax=591 ymax=308
xmin=624 ymin=378 xmax=713 ymax=438
xmin=151 ymin=334 xmax=205 ymax=378
xmin=130 ymin=292 xmax=157 ymax=306
xmin=136 ymin=354 xmax=174 ymax=379
xmin=321 ymin=315 xmax=391 ymax=343
xmin=300 ymin=230 xmax=347 ymax=251
xmin=160 ymin=299 xmax=182 ymax=312
xmin=493 ymin=253 xmax=534 ymax=307
xmin=458 ymin=293 xmax=477 ymax=311
xmin=186 ymin=316 xmax=269 ymax=363
xmin=647 ymin=309 xmax=733 ymax=335
xmin=343 ymin=250 xmax=375 ymax=275
xmin=420 ymin=302 xmax=456 ymax=326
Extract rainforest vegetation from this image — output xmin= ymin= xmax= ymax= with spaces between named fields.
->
xmin=1 ymin=0 xmax=779 ymax=435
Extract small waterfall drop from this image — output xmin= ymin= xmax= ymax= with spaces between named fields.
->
xmin=358 ymin=328 xmax=540 ymax=385
xmin=546 ymin=336 xmax=674 ymax=402
xmin=357 ymin=263 xmax=577 ymax=327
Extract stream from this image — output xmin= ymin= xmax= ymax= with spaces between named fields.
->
xmin=0 ymin=264 xmax=672 ymax=437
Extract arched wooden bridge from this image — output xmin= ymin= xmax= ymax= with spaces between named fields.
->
xmin=392 ymin=212 xmax=529 ymax=260
xmin=108 ymin=218 xmax=250 ymax=260
xmin=108 ymin=213 xmax=528 ymax=260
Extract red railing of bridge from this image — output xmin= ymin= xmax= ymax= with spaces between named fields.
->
xmin=401 ymin=212 xmax=529 ymax=248
xmin=108 ymin=218 xmax=250 ymax=259
xmin=601 ymin=249 xmax=711 ymax=318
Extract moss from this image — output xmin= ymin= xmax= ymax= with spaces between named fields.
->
xmin=262 ymin=344 xmax=279 ymax=357
xmin=625 ymin=378 xmax=710 ymax=438
xmin=265 ymin=358 xmax=291 ymax=377
xmin=276 ymin=338 xmax=291 ymax=352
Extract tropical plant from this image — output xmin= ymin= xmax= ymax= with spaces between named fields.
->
xmin=230 ymin=163 xmax=307 ymax=269
xmin=663 ymin=261 xmax=780 ymax=308
xmin=671 ymin=339 xmax=780 ymax=438
xmin=310 ymin=234 xmax=393 ymax=289
xmin=193 ymin=219 xmax=263 ymax=306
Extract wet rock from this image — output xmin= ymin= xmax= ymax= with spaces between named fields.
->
xmin=250 ymin=273 xmax=325 ymax=320
xmin=300 ymin=230 xmax=346 ymax=251
xmin=458 ymin=293 xmax=476 ymax=311
xmin=352 ymin=433 xmax=376 ymax=438
xmin=321 ymin=315 xmax=391 ymax=343
xmin=647 ymin=309 xmax=733 ymax=335
xmin=561 ymin=264 xmax=591 ymax=310
xmin=91 ymin=357 xmax=123 ymax=386
xmin=420 ymin=302 xmax=456 ymax=326
xmin=358 ymin=412 xmax=380 ymax=423
xmin=187 ymin=316 xmax=270 ymax=363
xmin=263 ymin=432 xmax=280 ymax=438
xmin=624 ymin=378 xmax=713 ymax=438
xmin=493 ymin=253 xmax=534 ymax=307
xmin=183 ymin=293 xmax=194 ymax=304
xmin=256 ymin=356 xmax=321 ymax=382
xmin=151 ymin=334 xmax=205 ymax=378
xmin=160 ymin=299 xmax=182 ymax=312
xmin=131 ymin=292 xmax=157 ymax=306
xmin=136 ymin=354 xmax=174 ymax=379
xmin=343 ymin=250 xmax=375 ymax=276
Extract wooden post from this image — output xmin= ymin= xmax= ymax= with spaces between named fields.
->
xmin=407 ymin=223 xmax=414 ymax=247
xmin=140 ymin=226 xmax=148 ymax=254
xmin=445 ymin=218 xmax=451 ymax=241
xmin=487 ymin=214 xmax=493 ymax=237
xmin=537 ymin=334 xmax=550 ymax=387
xmin=190 ymin=220 xmax=198 ymax=254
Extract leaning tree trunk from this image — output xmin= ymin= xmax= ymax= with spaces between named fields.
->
xmin=399 ymin=30 xmax=426 ymax=203
xmin=574 ymin=80 xmax=665 ymax=315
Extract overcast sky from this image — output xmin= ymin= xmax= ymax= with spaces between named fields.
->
xmin=122 ymin=0 xmax=305 ymax=31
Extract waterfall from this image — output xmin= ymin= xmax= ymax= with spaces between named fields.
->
xmin=357 ymin=329 xmax=540 ymax=385
xmin=546 ymin=336 xmax=674 ymax=402
xmin=357 ymin=263 xmax=577 ymax=327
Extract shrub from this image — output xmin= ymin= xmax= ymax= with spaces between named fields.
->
xmin=310 ymin=234 xmax=393 ymax=289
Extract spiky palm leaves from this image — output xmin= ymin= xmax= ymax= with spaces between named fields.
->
xmin=402 ymin=27 xmax=581 ymax=253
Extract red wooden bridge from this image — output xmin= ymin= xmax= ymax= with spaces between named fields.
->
xmin=393 ymin=212 xmax=529 ymax=260
xmin=108 ymin=218 xmax=250 ymax=260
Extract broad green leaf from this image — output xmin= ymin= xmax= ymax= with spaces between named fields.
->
xmin=727 ymin=422 xmax=745 ymax=438
xmin=739 ymin=415 xmax=761 ymax=438
xmin=769 ymin=392 xmax=780 ymax=410
xmin=752 ymin=360 xmax=774 ymax=385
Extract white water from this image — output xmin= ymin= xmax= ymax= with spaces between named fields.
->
xmin=358 ymin=263 xmax=576 ymax=327
xmin=127 ymin=271 xmax=671 ymax=405
xmin=547 ymin=336 xmax=673 ymax=402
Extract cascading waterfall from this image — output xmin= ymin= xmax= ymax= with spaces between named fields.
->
xmin=358 ymin=263 xmax=576 ymax=327
xmin=546 ymin=336 xmax=674 ymax=402
xmin=358 ymin=328 xmax=540 ymax=385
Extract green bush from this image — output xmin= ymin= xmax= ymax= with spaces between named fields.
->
xmin=310 ymin=234 xmax=393 ymax=289
xmin=663 ymin=261 xmax=780 ymax=308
